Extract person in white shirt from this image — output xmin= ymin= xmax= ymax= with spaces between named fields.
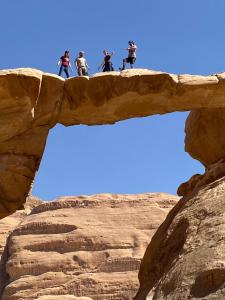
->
xmin=120 ymin=41 xmax=137 ymax=70
xmin=75 ymin=51 xmax=89 ymax=76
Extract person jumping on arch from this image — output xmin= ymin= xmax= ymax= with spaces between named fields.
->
xmin=57 ymin=50 xmax=72 ymax=78
xmin=120 ymin=41 xmax=137 ymax=70
xmin=98 ymin=50 xmax=115 ymax=72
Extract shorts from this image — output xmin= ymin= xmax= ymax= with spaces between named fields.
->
xmin=125 ymin=57 xmax=136 ymax=64
xmin=78 ymin=67 xmax=88 ymax=76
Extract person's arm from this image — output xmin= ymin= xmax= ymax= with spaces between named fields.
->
xmin=57 ymin=58 xmax=62 ymax=66
xmin=110 ymin=51 xmax=115 ymax=57
xmin=74 ymin=59 xmax=78 ymax=69
xmin=98 ymin=61 xmax=104 ymax=71
xmin=69 ymin=61 xmax=73 ymax=72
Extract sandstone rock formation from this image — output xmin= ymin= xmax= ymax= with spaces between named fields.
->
xmin=0 ymin=69 xmax=64 ymax=219
xmin=3 ymin=67 xmax=225 ymax=299
xmin=0 ymin=193 xmax=177 ymax=299
xmin=37 ymin=297 xmax=93 ymax=300
xmin=185 ymin=108 xmax=225 ymax=166
xmin=2 ymin=67 xmax=225 ymax=218
xmin=134 ymin=161 xmax=225 ymax=299
xmin=0 ymin=196 xmax=42 ymax=297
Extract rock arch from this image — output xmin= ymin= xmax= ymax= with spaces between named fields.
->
xmin=0 ymin=67 xmax=224 ymax=218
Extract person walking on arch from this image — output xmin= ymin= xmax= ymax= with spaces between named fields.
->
xmin=75 ymin=51 xmax=89 ymax=76
xmin=98 ymin=50 xmax=115 ymax=72
xmin=120 ymin=41 xmax=137 ymax=70
xmin=57 ymin=50 xmax=72 ymax=78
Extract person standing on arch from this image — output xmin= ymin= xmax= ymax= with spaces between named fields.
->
xmin=57 ymin=50 xmax=72 ymax=78
xmin=98 ymin=50 xmax=115 ymax=72
xmin=120 ymin=41 xmax=137 ymax=70
xmin=75 ymin=51 xmax=89 ymax=76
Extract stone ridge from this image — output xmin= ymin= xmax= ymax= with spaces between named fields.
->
xmin=1 ymin=67 xmax=225 ymax=218
xmin=0 ymin=193 xmax=178 ymax=299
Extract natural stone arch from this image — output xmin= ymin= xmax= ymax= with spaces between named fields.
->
xmin=1 ymin=67 xmax=225 ymax=218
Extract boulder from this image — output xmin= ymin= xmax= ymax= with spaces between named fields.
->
xmin=185 ymin=108 xmax=225 ymax=166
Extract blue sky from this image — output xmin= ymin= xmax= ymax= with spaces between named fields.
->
xmin=1 ymin=0 xmax=223 ymax=200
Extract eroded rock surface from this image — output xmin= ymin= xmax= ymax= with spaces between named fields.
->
xmin=135 ymin=163 xmax=225 ymax=300
xmin=185 ymin=108 xmax=225 ymax=166
xmin=0 ymin=69 xmax=64 ymax=219
xmin=2 ymin=67 xmax=225 ymax=218
xmin=0 ymin=196 xmax=42 ymax=296
xmin=0 ymin=193 xmax=177 ymax=299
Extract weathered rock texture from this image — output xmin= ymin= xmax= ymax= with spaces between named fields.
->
xmin=0 ymin=69 xmax=64 ymax=219
xmin=185 ymin=108 xmax=225 ymax=166
xmin=2 ymin=68 xmax=225 ymax=218
xmin=134 ymin=161 xmax=225 ymax=300
xmin=0 ymin=193 xmax=177 ymax=299
xmin=0 ymin=196 xmax=42 ymax=296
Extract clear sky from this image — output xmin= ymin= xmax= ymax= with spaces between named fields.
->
xmin=1 ymin=0 xmax=224 ymax=200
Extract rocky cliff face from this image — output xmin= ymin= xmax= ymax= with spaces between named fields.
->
xmin=0 ymin=196 xmax=42 ymax=297
xmin=2 ymin=68 xmax=225 ymax=218
xmin=134 ymin=161 xmax=225 ymax=299
xmin=0 ymin=193 xmax=177 ymax=299
xmin=2 ymin=67 xmax=225 ymax=299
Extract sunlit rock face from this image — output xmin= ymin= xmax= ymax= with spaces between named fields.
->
xmin=135 ymin=161 xmax=225 ymax=300
xmin=1 ymin=67 xmax=225 ymax=218
xmin=3 ymin=67 xmax=225 ymax=299
xmin=0 ymin=193 xmax=177 ymax=299
xmin=0 ymin=196 xmax=42 ymax=296
xmin=185 ymin=108 xmax=225 ymax=166
xmin=0 ymin=69 xmax=64 ymax=219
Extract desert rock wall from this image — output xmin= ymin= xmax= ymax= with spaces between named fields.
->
xmin=0 ymin=69 xmax=64 ymax=218
xmin=135 ymin=163 xmax=225 ymax=299
xmin=0 ymin=196 xmax=42 ymax=296
xmin=0 ymin=193 xmax=177 ymax=299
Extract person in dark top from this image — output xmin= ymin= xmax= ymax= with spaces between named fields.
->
xmin=120 ymin=41 xmax=137 ymax=70
xmin=98 ymin=50 xmax=115 ymax=72
xmin=57 ymin=50 xmax=72 ymax=78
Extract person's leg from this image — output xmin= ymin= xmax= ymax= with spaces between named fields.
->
xmin=122 ymin=58 xmax=126 ymax=70
xmin=78 ymin=67 xmax=82 ymax=76
xmin=130 ymin=57 xmax=136 ymax=69
xmin=103 ymin=65 xmax=109 ymax=72
xmin=64 ymin=66 xmax=70 ymax=78
xmin=120 ymin=58 xmax=127 ymax=71
xmin=82 ymin=68 xmax=88 ymax=76
xmin=58 ymin=65 xmax=63 ymax=76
